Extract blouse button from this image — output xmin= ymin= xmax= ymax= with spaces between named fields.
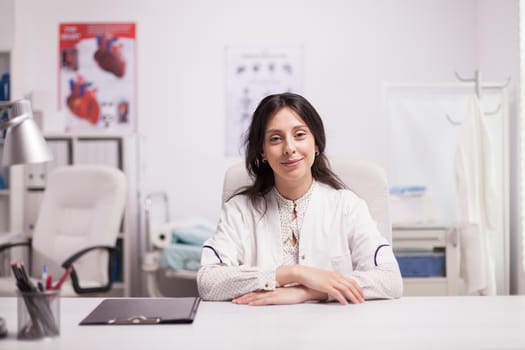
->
xmin=301 ymin=255 xmax=305 ymax=260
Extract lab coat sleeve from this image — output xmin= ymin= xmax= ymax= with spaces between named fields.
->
xmin=345 ymin=197 xmax=403 ymax=299
xmin=197 ymin=198 xmax=276 ymax=301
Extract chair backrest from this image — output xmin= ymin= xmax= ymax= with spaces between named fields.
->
xmin=222 ymin=157 xmax=391 ymax=243
xmin=31 ymin=165 xmax=127 ymax=287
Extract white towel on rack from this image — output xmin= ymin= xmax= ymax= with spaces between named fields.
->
xmin=455 ymin=95 xmax=497 ymax=295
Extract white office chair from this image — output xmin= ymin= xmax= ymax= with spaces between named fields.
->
xmin=0 ymin=165 xmax=127 ymax=296
xmin=222 ymin=157 xmax=392 ymax=243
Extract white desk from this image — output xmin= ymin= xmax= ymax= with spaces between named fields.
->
xmin=1 ymin=296 xmax=524 ymax=349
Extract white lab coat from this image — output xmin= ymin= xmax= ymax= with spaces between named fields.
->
xmin=198 ymin=182 xmax=402 ymax=300
xmin=455 ymin=96 xmax=497 ymax=295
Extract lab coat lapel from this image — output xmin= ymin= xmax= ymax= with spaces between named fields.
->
xmin=299 ymin=184 xmax=324 ymax=264
xmin=256 ymin=194 xmax=282 ymax=267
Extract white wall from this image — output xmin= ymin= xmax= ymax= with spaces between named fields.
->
xmin=10 ymin=0 xmax=521 ymax=294
xmin=12 ymin=0 xmax=481 ymax=219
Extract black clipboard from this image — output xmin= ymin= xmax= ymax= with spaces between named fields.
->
xmin=79 ymin=297 xmax=200 ymax=325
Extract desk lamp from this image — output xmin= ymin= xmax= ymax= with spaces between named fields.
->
xmin=0 ymin=99 xmax=52 ymax=166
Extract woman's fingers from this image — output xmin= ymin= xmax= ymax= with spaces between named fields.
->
xmin=340 ymin=284 xmax=363 ymax=304
xmin=345 ymin=277 xmax=365 ymax=300
xmin=329 ymin=277 xmax=364 ymax=304
xmin=232 ymin=292 xmax=258 ymax=304
xmin=299 ymin=267 xmax=365 ymax=304
xmin=339 ymin=278 xmax=365 ymax=303
xmin=327 ymin=287 xmax=348 ymax=305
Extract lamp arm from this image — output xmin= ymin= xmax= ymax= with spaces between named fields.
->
xmin=0 ymin=113 xmax=30 ymax=131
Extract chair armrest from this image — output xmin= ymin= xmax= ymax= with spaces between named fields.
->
xmin=61 ymin=245 xmax=119 ymax=295
xmin=0 ymin=240 xmax=31 ymax=254
xmin=0 ymin=239 xmax=32 ymax=271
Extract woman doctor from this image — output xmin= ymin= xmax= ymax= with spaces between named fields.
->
xmin=197 ymin=93 xmax=402 ymax=305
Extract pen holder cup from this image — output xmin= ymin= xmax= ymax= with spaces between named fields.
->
xmin=17 ymin=290 xmax=60 ymax=340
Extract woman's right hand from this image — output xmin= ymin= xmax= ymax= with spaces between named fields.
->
xmin=276 ymin=265 xmax=365 ymax=305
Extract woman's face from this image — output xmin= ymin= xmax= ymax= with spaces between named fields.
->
xmin=261 ymin=107 xmax=318 ymax=191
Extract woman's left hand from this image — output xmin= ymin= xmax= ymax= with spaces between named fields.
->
xmin=232 ymin=286 xmax=326 ymax=306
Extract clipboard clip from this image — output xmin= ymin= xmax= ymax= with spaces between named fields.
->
xmin=108 ymin=315 xmax=161 ymax=324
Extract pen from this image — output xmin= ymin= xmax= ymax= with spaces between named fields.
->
xmin=53 ymin=266 xmax=73 ymax=290
xmin=42 ymin=264 xmax=48 ymax=289
xmin=46 ymin=275 xmax=53 ymax=291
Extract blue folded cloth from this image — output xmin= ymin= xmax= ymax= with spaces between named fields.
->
xmin=161 ymin=243 xmax=202 ymax=271
xmin=171 ymin=224 xmax=213 ymax=246
xmin=158 ymin=218 xmax=215 ymax=271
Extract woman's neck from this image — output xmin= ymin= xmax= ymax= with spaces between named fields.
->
xmin=274 ymin=176 xmax=314 ymax=201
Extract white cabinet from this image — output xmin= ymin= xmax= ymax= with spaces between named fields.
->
xmin=393 ymin=226 xmax=460 ymax=296
xmin=23 ymin=133 xmax=138 ymax=296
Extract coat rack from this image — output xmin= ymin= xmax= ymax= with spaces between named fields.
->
xmin=383 ymin=79 xmax=511 ymax=294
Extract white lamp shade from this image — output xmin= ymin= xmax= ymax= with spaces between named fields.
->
xmin=2 ymin=117 xmax=53 ymax=166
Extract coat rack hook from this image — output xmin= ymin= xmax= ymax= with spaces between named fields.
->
xmin=454 ymin=71 xmax=475 ymax=82
xmin=445 ymin=113 xmax=462 ymax=126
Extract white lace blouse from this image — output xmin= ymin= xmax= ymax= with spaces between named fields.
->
xmin=274 ymin=183 xmax=314 ymax=266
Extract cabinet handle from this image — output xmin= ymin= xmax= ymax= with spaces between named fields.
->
xmin=394 ymin=236 xmax=441 ymax=241
xmin=448 ymin=228 xmax=458 ymax=247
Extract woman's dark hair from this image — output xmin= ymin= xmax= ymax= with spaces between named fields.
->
xmin=238 ymin=92 xmax=345 ymax=207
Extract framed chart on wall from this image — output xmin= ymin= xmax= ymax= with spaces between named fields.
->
xmin=224 ymin=47 xmax=303 ymax=156
xmin=58 ymin=22 xmax=136 ymax=132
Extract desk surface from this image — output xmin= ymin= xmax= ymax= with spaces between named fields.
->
xmin=1 ymin=296 xmax=525 ymax=349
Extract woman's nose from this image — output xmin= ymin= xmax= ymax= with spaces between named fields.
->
xmin=284 ymin=139 xmax=296 ymax=155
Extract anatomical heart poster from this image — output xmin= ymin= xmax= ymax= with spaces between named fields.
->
xmin=59 ymin=23 xmax=136 ymax=131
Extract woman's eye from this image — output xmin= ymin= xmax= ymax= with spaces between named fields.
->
xmin=296 ymin=131 xmax=307 ymax=138
xmin=269 ymin=135 xmax=281 ymax=142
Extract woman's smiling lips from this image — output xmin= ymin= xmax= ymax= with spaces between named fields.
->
xmin=281 ymin=158 xmax=303 ymax=167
